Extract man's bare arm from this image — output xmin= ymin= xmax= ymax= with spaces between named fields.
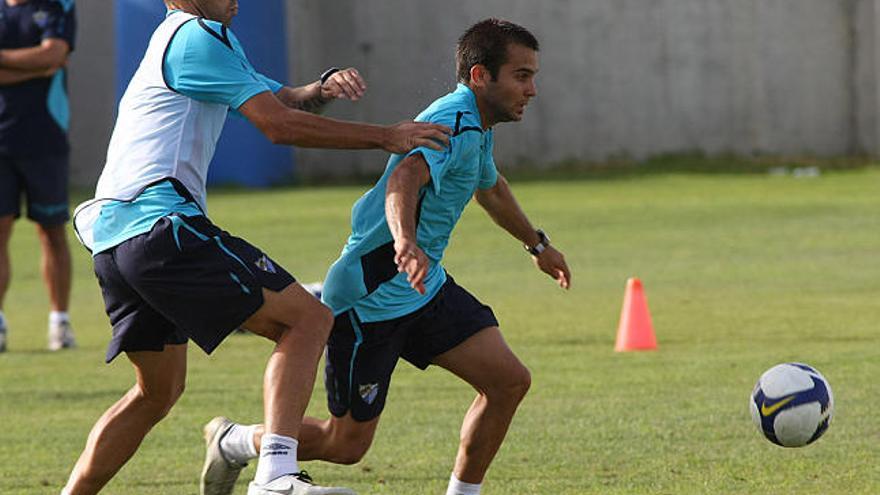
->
xmin=239 ymin=91 xmax=449 ymax=154
xmin=386 ymin=154 xmax=432 ymax=294
xmin=475 ymin=174 xmax=542 ymax=247
xmin=475 ymin=174 xmax=571 ymax=289
xmin=0 ymin=38 xmax=69 ymax=71
xmin=0 ymin=67 xmax=55 ymax=85
xmin=275 ymin=67 xmax=367 ymax=114
xmin=275 ymin=83 xmax=329 ymax=113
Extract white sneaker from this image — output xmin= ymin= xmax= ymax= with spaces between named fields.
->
xmin=247 ymin=472 xmax=356 ymax=495
xmin=301 ymin=282 xmax=324 ymax=300
xmin=47 ymin=319 xmax=76 ymax=351
xmin=201 ymin=417 xmax=247 ymax=495
xmin=0 ymin=323 xmax=7 ymax=353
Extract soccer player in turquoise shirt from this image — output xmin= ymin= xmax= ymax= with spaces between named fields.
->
xmin=63 ymin=0 xmax=449 ymax=494
xmin=207 ymin=19 xmax=571 ymax=495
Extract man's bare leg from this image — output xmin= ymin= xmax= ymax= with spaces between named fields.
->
xmin=237 ymin=413 xmax=380 ymax=464
xmin=0 ymin=215 xmax=13 ymax=351
xmin=37 ymin=223 xmax=75 ymax=350
xmin=237 ymin=283 xmax=353 ymax=493
xmin=242 ymin=283 xmax=333 ymax=448
xmin=0 ymin=215 xmax=13 ymax=312
xmin=64 ymin=344 xmax=188 ymax=495
xmin=35 ymin=222 xmax=71 ymax=312
xmin=219 ymin=326 xmax=529 ymax=492
xmin=432 ymin=327 xmax=531 ymax=490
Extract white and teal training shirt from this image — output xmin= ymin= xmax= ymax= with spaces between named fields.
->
xmin=322 ymin=83 xmax=498 ymax=322
xmin=74 ymin=10 xmax=282 ymax=254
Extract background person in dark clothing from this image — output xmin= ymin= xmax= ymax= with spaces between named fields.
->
xmin=0 ymin=0 xmax=76 ymax=352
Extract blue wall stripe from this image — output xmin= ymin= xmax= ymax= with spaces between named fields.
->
xmin=114 ymin=0 xmax=294 ymax=187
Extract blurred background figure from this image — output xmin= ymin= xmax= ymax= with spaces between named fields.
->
xmin=0 ymin=0 xmax=77 ymax=352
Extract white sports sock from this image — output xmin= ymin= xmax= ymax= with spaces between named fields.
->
xmin=254 ymin=433 xmax=299 ymax=485
xmin=49 ymin=311 xmax=69 ymax=325
xmin=220 ymin=423 xmax=259 ymax=465
xmin=446 ymin=473 xmax=482 ymax=495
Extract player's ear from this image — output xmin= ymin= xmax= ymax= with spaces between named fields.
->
xmin=470 ymin=64 xmax=490 ymax=89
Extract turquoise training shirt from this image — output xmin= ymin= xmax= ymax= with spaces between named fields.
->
xmin=322 ymin=83 xmax=498 ymax=322
xmin=89 ymin=12 xmax=281 ymax=255
xmin=163 ymin=15 xmax=282 ymax=108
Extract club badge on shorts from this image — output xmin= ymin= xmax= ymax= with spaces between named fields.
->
xmin=255 ymin=254 xmax=277 ymax=273
xmin=359 ymin=383 xmax=379 ymax=404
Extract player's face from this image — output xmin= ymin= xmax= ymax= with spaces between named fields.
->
xmin=484 ymin=43 xmax=539 ymax=124
xmin=196 ymin=0 xmax=238 ymax=26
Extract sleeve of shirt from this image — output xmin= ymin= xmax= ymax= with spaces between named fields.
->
xmin=404 ymin=111 xmax=473 ymax=194
xmin=255 ymin=73 xmax=284 ymax=94
xmin=478 ymin=131 xmax=498 ymax=190
xmin=228 ymin=73 xmax=283 ymax=119
xmin=43 ymin=0 xmax=77 ymax=52
xmin=164 ymin=19 xmax=275 ymax=110
xmin=407 ymin=139 xmax=459 ymax=195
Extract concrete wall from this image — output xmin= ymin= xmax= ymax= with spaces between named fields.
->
xmin=67 ymin=1 xmax=116 ymax=186
xmin=67 ymin=0 xmax=880 ymax=185
xmin=856 ymin=0 xmax=880 ymax=155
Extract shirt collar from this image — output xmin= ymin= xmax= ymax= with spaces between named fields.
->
xmin=454 ymin=83 xmax=487 ymax=130
xmin=455 ymin=83 xmax=479 ymax=113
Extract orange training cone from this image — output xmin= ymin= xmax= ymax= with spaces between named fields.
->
xmin=615 ymin=277 xmax=657 ymax=352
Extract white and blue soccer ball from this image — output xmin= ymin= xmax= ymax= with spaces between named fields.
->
xmin=750 ymin=362 xmax=833 ymax=447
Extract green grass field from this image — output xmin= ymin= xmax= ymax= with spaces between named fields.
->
xmin=1 ymin=167 xmax=878 ymax=494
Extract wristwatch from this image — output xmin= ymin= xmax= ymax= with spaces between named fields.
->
xmin=524 ymin=229 xmax=550 ymax=256
xmin=320 ymin=67 xmax=341 ymax=85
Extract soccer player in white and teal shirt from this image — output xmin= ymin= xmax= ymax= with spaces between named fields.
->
xmin=62 ymin=1 xmax=450 ymax=494
xmin=207 ymin=19 xmax=571 ymax=495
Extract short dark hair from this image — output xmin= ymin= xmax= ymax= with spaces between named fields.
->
xmin=456 ymin=18 xmax=539 ymax=83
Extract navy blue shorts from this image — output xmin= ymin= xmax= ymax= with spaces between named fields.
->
xmin=324 ymin=275 xmax=498 ymax=421
xmin=0 ymin=153 xmax=69 ymax=224
xmin=93 ymin=214 xmax=295 ymax=362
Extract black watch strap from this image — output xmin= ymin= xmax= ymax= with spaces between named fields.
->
xmin=320 ymin=67 xmax=341 ymax=85
xmin=525 ymin=229 xmax=550 ymax=256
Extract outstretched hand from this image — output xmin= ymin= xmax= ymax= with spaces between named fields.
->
xmin=320 ymin=67 xmax=367 ymax=101
xmin=533 ymin=245 xmax=571 ymax=289
xmin=394 ymin=238 xmax=430 ymax=295
xmin=384 ymin=121 xmax=451 ymax=154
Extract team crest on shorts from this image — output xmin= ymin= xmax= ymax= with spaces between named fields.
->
xmin=359 ymin=383 xmax=379 ymax=404
xmin=254 ymin=255 xmax=277 ymax=273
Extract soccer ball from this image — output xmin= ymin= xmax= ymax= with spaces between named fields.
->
xmin=749 ymin=362 xmax=833 ymax=447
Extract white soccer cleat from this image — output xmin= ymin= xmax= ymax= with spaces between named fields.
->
xmin=47 ymin=320 xmax=76 ymax=351
xmin=301 ymin=281 xmax=324 ymax=300
xmin=247 ymin=472 xmax=356 ymax=495
xmin=201 ymin=416 xmax=247 ymax=495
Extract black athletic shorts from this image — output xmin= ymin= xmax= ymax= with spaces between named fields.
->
xmin=0 ymin=153 xmax=69 ymax=224
xmin=324 ymin=275 xmax=498 ymax=421
xmin=93 ymin=214 xmax=295 ymax=362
